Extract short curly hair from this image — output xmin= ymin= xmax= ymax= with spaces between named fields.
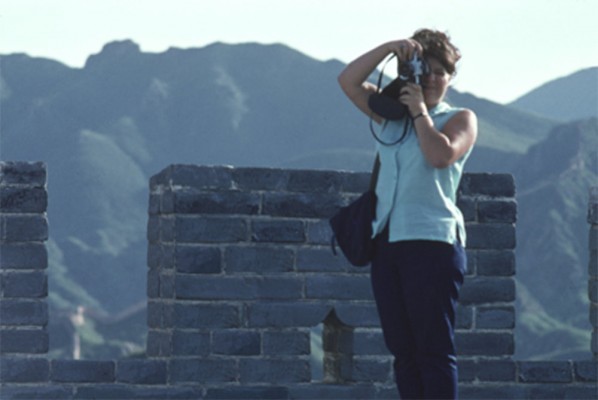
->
xmin=411 ymin=29 xmax=461 ymax=76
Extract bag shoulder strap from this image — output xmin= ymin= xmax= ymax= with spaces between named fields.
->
xmin=368 ymin=154 xmax=380 ymax=192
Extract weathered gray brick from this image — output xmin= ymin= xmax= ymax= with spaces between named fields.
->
xmin=169 ymin=165 xmax=235 ymax=189
xmin=518 ymin=361 xmax=573 ymax=383
xmin=0 ymin=187 xmax=47 ymax=213
xmin=0 ymin=328 xmax=48 ymax=354
xmin=251 ymin=219 xmax=306 ymax=243
xmin=456 ymin=305 xmax=473 ymax=329
xmin=248 ymin=302 xmax=331 ymax=328
xmin=51 ymin=359 xmax=115 ymax=383
xmin=262 ymin=330 xmax=311 ymax=355
xmin=212 ymin=330 xmax=261 ymax=355
xmin=0 ymin=243 xmax=47 ymax=270
xmin=232 ymin=167 xmax=289 ymax=191
xmin=286 ymin=170 xmax=344 ymax=193
xmin=477 ymin=250 xmax=515 ymax=276
xmin=175 ymin=216 xmax=247 ymax=243
xmin=146 ymin=330 xmax=171 ymax=357
xmin=478 ymin=200 xmax=517 ymax=223
xmin=175 ymin=245 xmax=221 ymax=273
xmin=305 ymin=275 xmax=372 ymax=300
xmin=334 ymin=303 xmax=381 ymax=328
xmin=173 ymin=189 xmax=260 ymax=215
xmin=174 ymin=303 xmax=241 ymax=329
xmin=0 ymin=215 xmax=48 ymax=242
xmin=0 ymin=162 xmax=46 ymax=186
xmin=172 ymin=330 xmax=210 ymax=356
xmin=1 ymin=271 xmax=47 ymax=298
xmin=457 ymin=197 xmax=476 ymax=222
xmin=574 ymin=360 xmax=598 ymax=382
xmin=306 ymin=219 xmax=333 ymax=245
xmin=459 ymin=277 xmax=515 ymax=305
xmin=0 ymin=385 xmax=72 ymax=399
xmin=476 ymin=306 xmax=515 ymax=329
xmin=455 ymin=332 xmax=514 ymax=356
xmin=239 ymin=358 xmax=310 ymax=383
xmin=0 ymin=357 xmax=49 ymax=382
xmin=477 ymin=360 xmax=516 ymax=381
xmin=352 ymin=357 xmax=392 ymax=382
xmin=466 ymin=223 xmax=516 ymax=249
xmin=51 ymin=360 xmax=115 ymax=383
xmin=175 ymin=275 xmax=303 ymax=300
xmin=116 ymin=359 xmax=167 ymax=384
xmin=170 ymin=358 xmax=237 ymax=383
xmin=352 ymin=330 xmax=388 ymax=356
xmin=262 ymin=192 xmax=344 ymax=218
xmin=0 ymin=299 xmax=48 ymax=326
xmin=225 ymin=246 xmax=294 ymax=273
xmin=459 ymin=173 xmax=515 ymax=197
xmin=296 ymin=247 xmax=353 ymax=272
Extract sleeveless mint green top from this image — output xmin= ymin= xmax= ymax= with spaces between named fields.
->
xmin=371 ymin=102 xmax=473 ymax=246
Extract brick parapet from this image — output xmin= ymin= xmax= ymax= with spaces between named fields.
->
xmin=1 ymin=163 xmax=596 ymax=399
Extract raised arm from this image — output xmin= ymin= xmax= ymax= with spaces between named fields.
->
xmin=338 ymin=40 xmax=423 ymax=124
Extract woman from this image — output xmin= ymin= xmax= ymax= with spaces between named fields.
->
xmin=338 ymin=29 xmax=477 ymax=399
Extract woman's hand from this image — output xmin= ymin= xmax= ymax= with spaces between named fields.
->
xmin=387 ymin=39 xmax=423 ymax=62
xmin=399 ymin=82 xmax=427 ymax=117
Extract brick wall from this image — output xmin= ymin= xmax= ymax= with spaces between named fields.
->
xmin=0 ymin=162 xmax=596 ymax=399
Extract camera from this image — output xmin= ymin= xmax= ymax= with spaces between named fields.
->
xmin=368 ymin=53 xmax=429 ymax=120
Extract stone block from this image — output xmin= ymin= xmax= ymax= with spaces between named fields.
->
xmin=206 ymin=386 xmax=290 ymax=399
xmin=477 ymin=359 xmax=517 ymax=381
xmin=352 ymin=357 xmax=392 ymax=382
xmin=160 ymin=272 xmax=175 ymax=298
xmin=147 ymin=269 xmax=160 ymax=298
xmin=173 ymin=189 xmax=260 ymax=215
xmin=0 ymin=243 xmax=47 ymax=270
xmin=478 ymin=200 xmax=517 ymax=223
xmin=457 ymin=197 xmax=476 ymax=222
xmin=518 ymin=361 xmax=572 ymax=383
xmin=459 ymin=383 xmax=524 ymax=399
xmin=146 ymin=330 xmax=171 ymax=357
xmin=288 ymin=383 xmax=377 ymax=400
xmin=225 ymin=246 xmax=294 ymax=273
xmin=239 ymin=358 xmax=310 ymax=383
xmin=0 ymin=357 xmax=49 ymax=382
xmin=477 ymin=250 xmax=515 ymax=276
xmin=455 ymin=332 xmax=514 ymax=356
xmin=170 ymin=358 xmax=237 ymax=383
xmin=456 ymin=305 xmax=473 ymax=329
xmin=286 ymin=170 xmax=344 ymax=193
xmin=174 ymin=216 xmax=247 ymax=243
xmin=0 ymin=299 xmax=48 ymax=326
xmin=0 ymin=162 xmax=46 ymax=186
xmin=0 ymin=385 xmax=72 ymax=399
xmin=212 ymin=330 xmax=261 ymax=355
xmin=51 ymin=360 xmax=115 ymax=383
xmin=175 ymin=275 xmax=303 ymax=300
xmin=458 ymin=359 xmax=476 ymax=382
xmin=116 ymin=359 xmax=167 ymax=384
xmin=574 ymin=360 xmax=598 ymax=382
xmin=334 ymin=303 xmax=381 ymax=328
xmin=168 ymin=165 xmax=235 ymax=190
xmin=459 ymin=173 xmax=515 ymax=197
xmin=174 ymin=303 xmax=241 ymax=329
xmin=459 ymin=277 xmax=515 ymax=305
xmin=352 ymin=329 xmax=388 ymax=356
xmin=1 ymin=271 xmax=47 ymax=298
xmin=251 ymin=219 xmax=306 ymax=243
xmin=0 ymin=186 xmax=47 ymax=213
xmin=466 ymin=223 xmax=516 ymax=250
xmin=0 ymin=328 xmax=48 ymax=354
xmin=232 ymin=167 xmax=290 ymax=191
xmin=306 ymin=219 xmax=333 ymax=245
xmin=305 ymin=275 xmax=373 ymax=300
xmin=0 ymin=215 xmax=48 ymax=242
xmin=476 ymin=306 xmax=515 ymax=329
xmin=262 ymin=192 xmax=344 ymax=218
xmin=248 ymin=302 xmax=331 ymax=328
xmin=262 ymin=330 xmax=311 ymax=355
xmin=296 ymin=247 xmax=354 ymax=273
xmin=172 ymin=330 xmax=210 ymax=356
xmin=74 ymin=384 xmax=204 ymax=399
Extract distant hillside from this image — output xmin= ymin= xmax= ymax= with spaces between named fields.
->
xmin=509 ymin=67 xmax=598 ymax=122
xmin=1 ymin=40 xmax=595 ymax=360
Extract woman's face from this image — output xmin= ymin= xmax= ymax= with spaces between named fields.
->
xmin=422 ymin=57 xmax=451 ymax=107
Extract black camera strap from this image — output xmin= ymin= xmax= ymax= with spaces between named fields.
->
xmin=369 ymin=54 xmax=412 ymax=146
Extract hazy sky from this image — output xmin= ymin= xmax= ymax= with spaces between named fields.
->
xmin=1 ymin=0 xmax=596 ymax=104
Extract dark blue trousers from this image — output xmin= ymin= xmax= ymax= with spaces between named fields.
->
xmin=371 ymin=230 xmax=466 ymax=399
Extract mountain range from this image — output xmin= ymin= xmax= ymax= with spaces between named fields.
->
xmin=1 ymin=40 xmax=596 ymax=360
